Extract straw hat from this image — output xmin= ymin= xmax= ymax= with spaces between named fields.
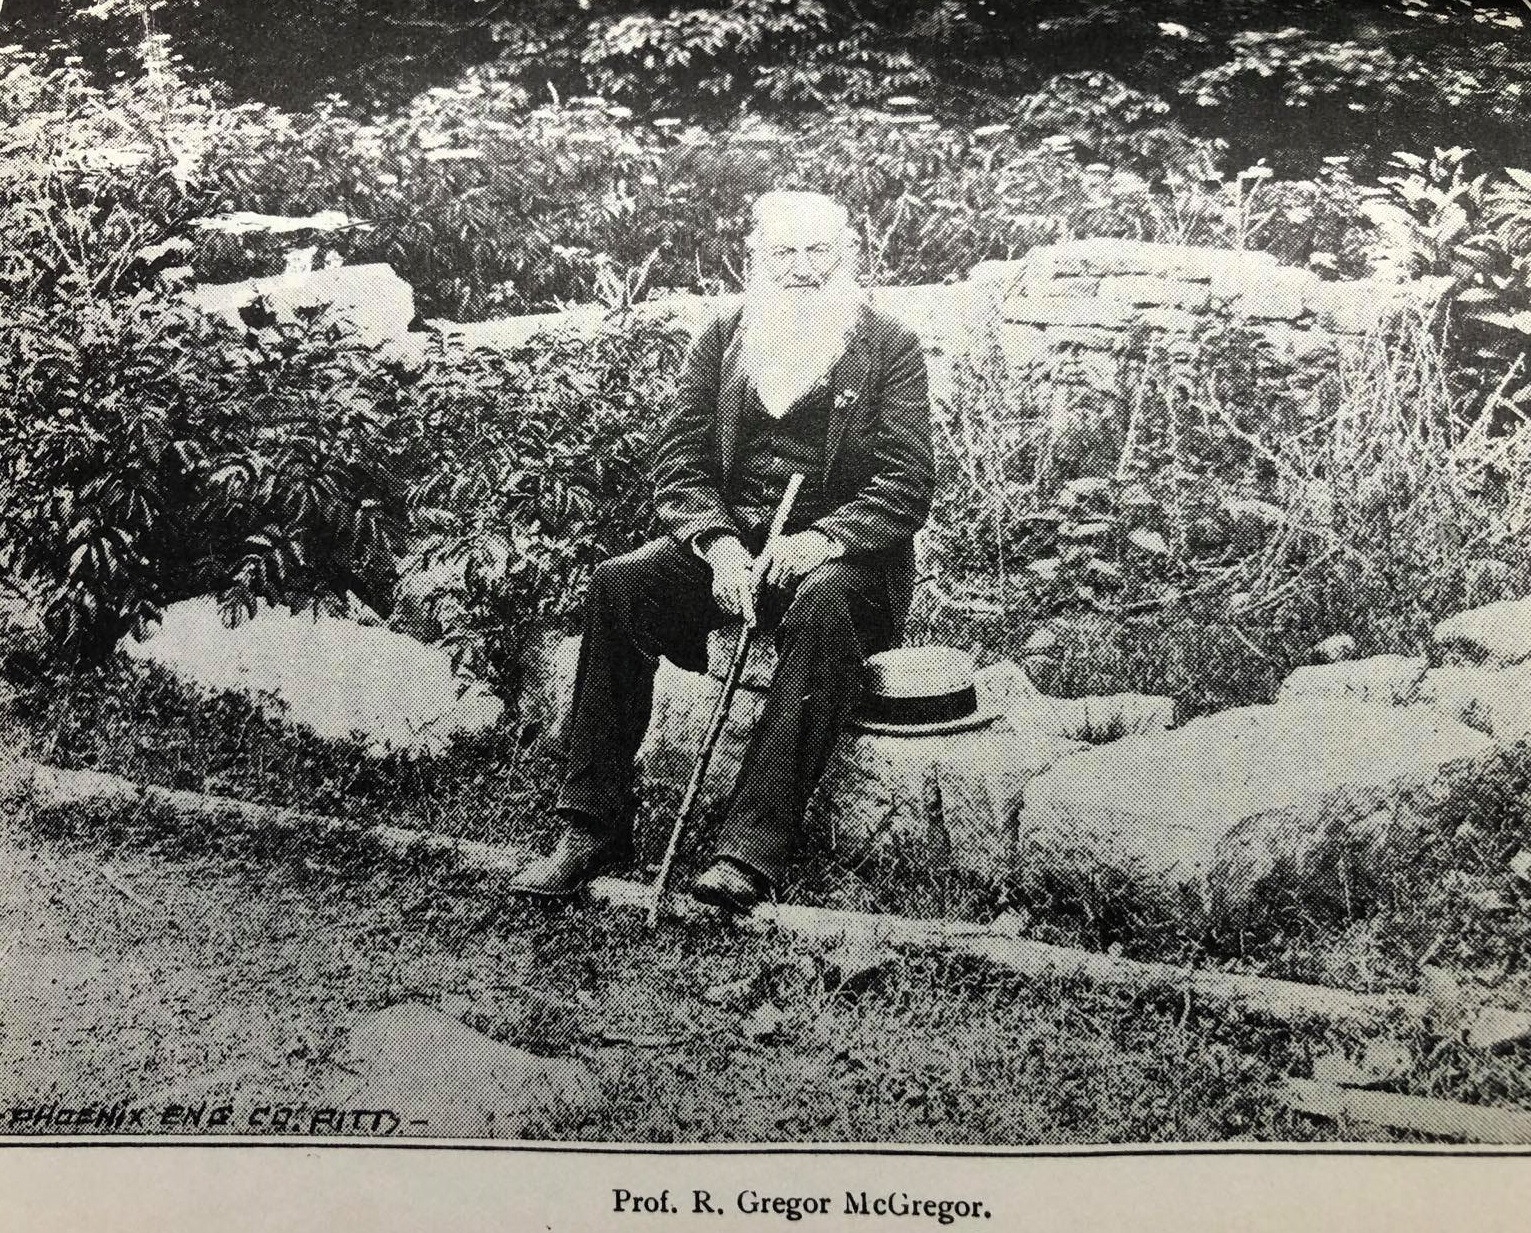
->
xmin=852 ymin=646 xmax=1002 ymax=737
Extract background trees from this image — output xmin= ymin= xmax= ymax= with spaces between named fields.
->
xmin=12 ymin=0 xmax=1530 ymax=171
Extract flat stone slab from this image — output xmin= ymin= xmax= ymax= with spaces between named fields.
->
xmin=1414 ymin=664 xmax=1531 ymax=742
xmin=1434 ymin=598 xmax=1531 ymax=666
xmin=124 ymin=597 xmax=503 ymax=756
xmin=1018 ymin=700 xmax=1498 ymax=917
xmin=325 ymin=1002 xmax=600 ymax=1138
xmin=538 ymin=646 xmax=1167 ymax=875
xmin=192 ymin=262 xmax=414 ymax=346
xmin=1277 ymin=656 xmax=1428 ymax=706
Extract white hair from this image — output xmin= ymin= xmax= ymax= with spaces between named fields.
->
xmin=747 ymin=190 xmax=853 ymax=246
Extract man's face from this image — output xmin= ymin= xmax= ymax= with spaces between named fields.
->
xmin=750 ymin=208 xmax=849 ymax=291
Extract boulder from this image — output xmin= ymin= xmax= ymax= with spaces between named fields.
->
xmin=1277 ymin=656 xmax=1428 ymax=706
xmin=973 ymin=659 xmax=1042 ymax=713
xmin=1098 ymin=276 xmax=1213 ymax=311
xmin=1312 ymin=633 xmax=1359 ymax=663
xmin=1003 ymin=297 xmax=1138 ymax=330
xmin=972 ymin=660 xmax=1174 ymax=743
xmin=123 ymin=597 xmax=503 ymax=756
xmin=326 ymin=1002 xmax=600 ymax=1138
xmin=192 ymin=263 xmax=414 ymax=346
xmin=807 ymin=718 xmax=1086 ymax=880
xmin=1433 ymin=598 xmax=1531 ymax=666
xmin=1414 ymin=664 xmax=1531 ymax=742
xmin=1017 ymin=699 xmax=1499 ymax=917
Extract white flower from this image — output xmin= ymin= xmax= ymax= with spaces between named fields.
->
xmin=1158 ymin=22 xmax=1193 ymax=38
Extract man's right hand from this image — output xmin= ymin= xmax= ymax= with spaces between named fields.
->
xmin=702 ymin=534 xmax=757 ymax=625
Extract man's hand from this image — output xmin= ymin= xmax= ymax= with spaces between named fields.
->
xmin=702 ymin=534 xmax=757 ymax=625
xmin=753 ymin=529 xmax=841 ymax=595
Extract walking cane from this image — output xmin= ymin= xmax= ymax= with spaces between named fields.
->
xmin=645 ymin=473 xmax=804 ymax=927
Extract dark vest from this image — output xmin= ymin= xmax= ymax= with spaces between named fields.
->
xmin=726 ymin=380 xmax=833 ymax=547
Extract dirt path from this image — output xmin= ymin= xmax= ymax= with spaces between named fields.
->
xmin=0 ymin=802 xmax=559 ymax=1135
xmin=0 ymin=793 xmax=1354 ymax=1143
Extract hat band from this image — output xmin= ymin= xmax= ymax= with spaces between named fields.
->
xmin=859 ymin=684 xmax=978 ymax=727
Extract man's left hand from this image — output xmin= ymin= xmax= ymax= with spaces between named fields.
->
xmin=753 ymin=529 xmax=841 ymax=596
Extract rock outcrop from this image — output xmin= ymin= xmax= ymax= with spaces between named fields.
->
xmin=808 ymin=719 xmax=1085 ymax=879
xmin=1277 ymin=656 xmax=1429 ymax=706
xmin=1413 ymin=664 xmax=1531 ymax=743
xmin=1017 ymin=699 xmax=1499 ymax=918
xmin=192 ymin=263 xmax=414 ymax=347
xmin=1433 ymin=598 xmax=1531 ymax=667
xmin=124 ymin=597 xmax=503 ymax=756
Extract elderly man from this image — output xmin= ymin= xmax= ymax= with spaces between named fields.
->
xmin=511 ymin=190 xmax=934 ymax=911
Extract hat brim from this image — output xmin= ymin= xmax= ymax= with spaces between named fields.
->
xmin=849 ymin=704 xmax=1005 ymax=738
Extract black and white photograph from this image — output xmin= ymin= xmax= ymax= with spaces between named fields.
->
xmin=3 ymin=0 xmax=1531 ymax=1202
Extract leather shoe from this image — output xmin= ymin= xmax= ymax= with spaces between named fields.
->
xmin=690 ymin=858 xmax=772 ymax=913
xmin=509 ymin=825 xmax=633 ymax=899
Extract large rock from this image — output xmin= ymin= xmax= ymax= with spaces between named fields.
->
xmin=190 ymin=210 xmax=366 ymax=279
xmin=973 ymin=660 xmax=1174 ymax=742
xmin=325 ymin=1002 xmax=600 ymax=1138
xmin=192 ymin=263 xmax=414 ymax=346
xmin=1414 ymin=664 xmax=1531 ymax=742
xmin=1277 ymin=656 xmax=1428 ymax=706
xmin=1433 ymin=598 xmax=1531 ymax=666
xmin=807 ymin=719 xmax=1085 ymax=879
xmin=124 ymin=597 xmax=503 ymax=756
xmin=1017 ymin=700 xmax=1499 ymax=917
xmin=533 ymin=644 xmax=1164 ymax=867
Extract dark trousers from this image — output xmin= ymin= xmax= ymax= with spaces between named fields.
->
xmin=557 ymin=535 xmax=896 ymax=881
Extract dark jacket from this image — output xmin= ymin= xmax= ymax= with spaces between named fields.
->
xmin=651 ymin=302 xmax=934 ymax=619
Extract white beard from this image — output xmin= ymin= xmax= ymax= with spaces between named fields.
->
xmin=737 ymin=273 xmax=864 ymax=418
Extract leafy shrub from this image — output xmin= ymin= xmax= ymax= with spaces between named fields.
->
xmin=203 ymin=63 xmax=1256 ymax=318
xmin=924 ymin=285 xmax=1531 ymax=710
xmin=395 ymin=315 xmax=687 ymax=703
xmin=0 ymin=42 xmax=437 ymax=663
xmin=0 ymin=288 xmax=421 ymax=660
xmin=1360 ymin=147 xmax=1531 ymax=420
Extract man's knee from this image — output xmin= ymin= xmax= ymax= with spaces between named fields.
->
xmin=590 ymin=539 xmax=675 ymax=603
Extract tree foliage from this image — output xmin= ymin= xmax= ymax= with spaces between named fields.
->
xmin=11 ymin=0 xmax=1530 ymax=171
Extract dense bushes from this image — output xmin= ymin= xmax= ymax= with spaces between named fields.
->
xmin=5 ymin=30 xmax=1531 ymax=714
xmin=0 ymin=44 xmax=670 ymax=675
xmin=396 ymin=319 xmax=682 ymax=699
xmin=922 ymin=295 xmax=1531 ymax=712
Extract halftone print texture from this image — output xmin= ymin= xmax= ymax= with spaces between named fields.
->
xmin=4 ymin=2 xmax=1531 ymax=1151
